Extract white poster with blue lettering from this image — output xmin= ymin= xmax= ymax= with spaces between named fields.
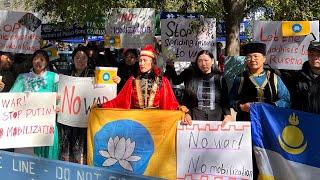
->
xmin=161 ymin=13 xmax=216 ymax=62
xmin=177 ymin=121 xmax=252 ymax=180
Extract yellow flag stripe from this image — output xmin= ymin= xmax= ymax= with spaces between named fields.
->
xmin=281 ymin=21 xmax=311 ymax=36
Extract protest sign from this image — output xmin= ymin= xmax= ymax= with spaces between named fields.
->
xmin=105 ymin=8 xmax=155 ymax=48
xmin=57 ymin=75 xmax=117 ymax=128
xmin=0 ymin=93 xmax=56 ymax=149
xmin=161 ymin=13 xmax=216 ymax=62
xmin=177 ymin=121 xmax=252 ymax=179
xmin=0 ymin=10 xmax=41 ymax=54
xmin=41 ymin=23 xmax=86 ymax=40
xmin=0 ymin=150 xmax=159 ymax=180
xmin=87 ymin=22 xmax=106 ymax=36
xmin=253 ymin=21 xmax=319 ymax=70
xmin=94 ymin=67 xmax=118 ymax=87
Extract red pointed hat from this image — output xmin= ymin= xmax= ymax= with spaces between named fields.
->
xmin=140 ymin=44 xmax=157 ymax=59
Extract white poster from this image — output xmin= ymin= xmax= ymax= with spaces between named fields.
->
xmin=57 ymin=75 xmax=117 ymax=128
xmin=177 ymin=121 xmax=252 ymax=179
xmin=253 ymin=21 xmax=319 ymax=70
xmin=0 ymin=10 xmax=41 ymax=54
xmin=105 ymin=8 xmax=155 ymax=48
xmin=0 ymin=92 xmax=56 ymax=149
xmin=161 ymin=16 xmax=216 ymax=62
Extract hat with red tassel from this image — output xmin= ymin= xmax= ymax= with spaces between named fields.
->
xmin=140 ymin=44 xmax=157 ymax=60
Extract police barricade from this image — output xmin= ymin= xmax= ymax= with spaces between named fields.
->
xmin=0 ymin=150 xmax=160 ymax=180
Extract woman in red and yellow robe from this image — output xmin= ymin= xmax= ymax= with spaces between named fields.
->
xmin=101 ymin=44 xmax=191 ymax=124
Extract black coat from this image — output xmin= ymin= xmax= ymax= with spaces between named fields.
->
xmin=291 ymin=61 xmax=320 ymax=114
xmin=117 ymin=61 xmax=139 ymax=93
xmin=69 ymin=66 xmax=94 ymax=77
xmin=165 ymin=63 xmax=231 ymax=121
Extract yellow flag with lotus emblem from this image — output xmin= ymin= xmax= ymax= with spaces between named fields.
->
xmin=87 ymin=108 xmax=184 ymax=179
xmin=281 ymin=21 xmax=311 ymax=36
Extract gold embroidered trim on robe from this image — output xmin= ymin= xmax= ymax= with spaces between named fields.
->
xmin=135 ymin=79 xmax=144 ymax=108
xmin=134 ymin=77 xmax=160 ymax=108
xmin=249 ymin=71 xmax=270 ymax=102
xmin=148 ymin=77 xmax=160 ymax=107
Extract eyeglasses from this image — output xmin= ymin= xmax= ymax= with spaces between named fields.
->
xmin=246 ymin=54 xmax=264 ymax=61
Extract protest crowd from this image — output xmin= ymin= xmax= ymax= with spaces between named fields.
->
xmin=0 ymin=8 xmax=320 ymax=180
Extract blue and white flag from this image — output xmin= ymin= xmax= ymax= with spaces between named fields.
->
xmin=160 ymin=12 xmax=199 ymax=19
xmin=251 ymin=103 xmax=320 ymax=180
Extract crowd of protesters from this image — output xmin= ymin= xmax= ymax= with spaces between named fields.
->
xmin=0 ymin=39 xmax=319 ymax=180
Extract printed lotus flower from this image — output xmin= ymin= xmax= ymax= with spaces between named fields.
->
xmin=99 ymin=136 xmax=141 ymax=171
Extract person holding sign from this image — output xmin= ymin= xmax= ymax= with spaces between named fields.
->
xmin=10 ymin=50 xmax=59 ymax=160
xmin=59 ymin=46 xmax=93 ymax=165
xmin=59 ymin=46 xmax=120 ymax=164
xmin=165 ymin=50 xmax=233 ymax=125
xmin=100 ymin=44 xmax=191 ymax=125
xmin=291 ymin=42 xmax=320 ymax=114
xmin=229 ymin=42 xmax=290 ymax=121
xmin=68 ymin=46 xmax=95 ymax=77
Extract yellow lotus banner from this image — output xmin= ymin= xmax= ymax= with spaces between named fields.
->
xmin=251 ymin=103 xmax=320 ymax=179
xmin=87 ymin=108 xmax=184 ymax=179
xmin=94 ymin=67 xmax=118 ymax=88
xmin=281 ymin=21 xmax=311 ymax=36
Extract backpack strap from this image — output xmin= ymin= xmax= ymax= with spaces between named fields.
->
xmin=238 ymin=72 xmax=245 ymax=95
xmin=266 ymin=70 xmax=278 ymax=102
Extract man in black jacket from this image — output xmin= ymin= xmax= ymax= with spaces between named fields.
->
xmin=292 ymin=43 xmax=320 ymax=114
xmin=0 ymin=52 xmax=17 ymax=92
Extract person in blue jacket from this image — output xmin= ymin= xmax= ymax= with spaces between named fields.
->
xmin=229 ymin=42 xmax=290 ymax=122
xmin=229 ymin=42 xmax=290 ymax=180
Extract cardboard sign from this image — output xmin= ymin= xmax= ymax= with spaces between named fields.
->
xmin=161 ymin=14 xmax=216 ymax=62
xmin=0 ymin=92 xmax=56 ymax=149
xmin=253 ymin=21 xmax=319 ymax=70
xmin=57 ymin=75 xmax=117 ymax=128
xmin=177 ymin=121 xmax=252 ymax=179
xmin=0 ymin=10 xmax=41 ymax=54
xmin=105 ymin=8 xmax=155 ymax=48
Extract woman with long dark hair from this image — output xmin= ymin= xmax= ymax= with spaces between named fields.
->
xmin=165 ymin=50 xmax=232 ymax=124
